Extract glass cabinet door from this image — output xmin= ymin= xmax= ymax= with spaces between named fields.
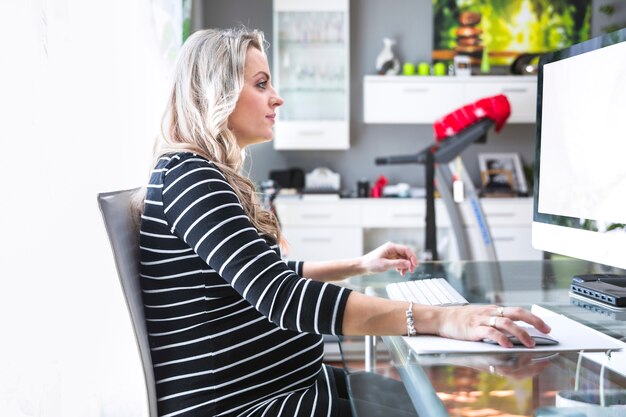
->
xmin=272 ymin=0 xmax=349 ymax=150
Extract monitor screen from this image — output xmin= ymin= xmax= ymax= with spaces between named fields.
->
xmin=532 ymin=28 xmax=626 ymax=270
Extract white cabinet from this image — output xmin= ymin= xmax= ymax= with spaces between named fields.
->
xmin=363 ymin=79 xmax=460 ymax=124
xmin=275 ymin=198 xmax=542 ymax=263
xmin=463 ymin=79 xmax=537 ymax=123
xmin=363 ymin=75 xmax=537 ymax=124
xmin=276 ymin=200 xmax=362 ymax=261
xmin=272 ymin=0 xmax=350 ymax=150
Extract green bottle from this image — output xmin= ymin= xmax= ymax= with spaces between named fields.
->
xmin=481 ymin=46 xmax=490 ymax=74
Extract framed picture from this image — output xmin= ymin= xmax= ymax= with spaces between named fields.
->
xmin=432 ymin=0 xmax=591 ymax=70
xmin=478 ymin=152 xmax=528 ymax=196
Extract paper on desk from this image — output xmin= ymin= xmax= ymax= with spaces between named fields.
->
xmin=402 ymin=304 xmax=624 ymax=354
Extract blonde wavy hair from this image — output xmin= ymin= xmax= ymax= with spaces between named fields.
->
xmin=137 ymin=27 xmax=281 ymax=242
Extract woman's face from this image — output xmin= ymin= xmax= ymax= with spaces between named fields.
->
xmin=229 ymin=47 xmax=283 ymax=148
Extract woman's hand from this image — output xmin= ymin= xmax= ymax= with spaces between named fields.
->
xmin=432 ymin=304 xmax=552 ymax=348
xmin=300 ymin=242 xmax=417 ymax=282
xmin=358 ymin=242 xmax=418 ymax=276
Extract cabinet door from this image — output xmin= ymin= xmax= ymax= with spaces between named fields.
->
xmin=273 ymin=0 xmax=349 ymax=149
xmin=463 ymin=79 xmax=537 ymax=123
xmin=364 ymin=77 xmax=462 ymax=123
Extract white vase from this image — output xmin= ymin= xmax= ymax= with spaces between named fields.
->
xmin=376 ymin=38 xmax=400 ymax=75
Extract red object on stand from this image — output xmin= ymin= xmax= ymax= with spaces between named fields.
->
xmin=433 ymin=94 xmax=511 ymax=141
xmin=370 ymin=175 xmax=388 ymax=198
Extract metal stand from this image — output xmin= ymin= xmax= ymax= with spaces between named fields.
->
xmin=375 ymin=118 xmax=498 ymax=262
xmin=425 ymin=151 xmax=438 ymax=260
xmin=364 ymin=285 xmax=378 ymax=372
xmin=437 ymin=161 xmax=497 ymax=262
xmin=364 ymin=335 xmax=377 ymax=372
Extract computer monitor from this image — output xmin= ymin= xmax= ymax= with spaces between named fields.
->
xmin=532 ymin=28 xmax=626 ymax=270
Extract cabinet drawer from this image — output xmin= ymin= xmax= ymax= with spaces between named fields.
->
xmin=464 ymin=80 xmax=536 ymax=123
xmin=482 ymin=199 xmax=533 ymax=226
xmin=275 ymin=202 xmax=360 ymax=226
xmin=362 ymin=200 xmax=452 ymax=228
xmin=282 ymin=227 xmax=363 ymax=261
xmin=273 ymin=121 xmax=349 ymax=150
xmin=362 ymin=201 xmax=424 ymax=227
xmin=460 ymin=199 xmax=532 ymax=227
xmin=491 ymin=227 xmax=543 ymax=261
xmin=364 ymin=79 xmax=462 ymax=123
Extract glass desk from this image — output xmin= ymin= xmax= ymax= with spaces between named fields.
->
xmin=341 ymin=260 xmax=626 ymax=417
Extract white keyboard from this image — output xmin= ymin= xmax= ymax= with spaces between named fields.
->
xmin=386 ymin=278 xmax=468 ymax=306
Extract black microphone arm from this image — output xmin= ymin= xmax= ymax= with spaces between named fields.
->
xmin=375 ymin=118 xmax=494 ymax=166
xmin=375 ymin=153 xmax=427 ymax=165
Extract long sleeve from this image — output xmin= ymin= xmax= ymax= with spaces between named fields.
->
xmin=159 ymin=154 xmax=350 ymax=335
xmin=285 ymin=260 xmax=304 ymax=276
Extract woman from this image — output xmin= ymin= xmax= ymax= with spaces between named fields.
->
xmin=138 ymin=27 xmax=549 ymax=417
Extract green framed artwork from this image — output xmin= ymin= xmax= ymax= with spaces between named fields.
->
xmin=433 ymin=0 xmax=591 ymax=69
xmin=182 ymin=0 xmax=192 ymax=42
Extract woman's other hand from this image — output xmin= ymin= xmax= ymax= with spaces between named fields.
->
xmin=359 ymin=242 xmax=418 ymax=276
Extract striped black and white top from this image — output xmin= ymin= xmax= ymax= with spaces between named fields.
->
xmin=139 ymin=152 xmax=352 ymax=417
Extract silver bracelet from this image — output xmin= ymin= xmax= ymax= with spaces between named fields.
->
xmin=406 ymin=301 xmax=417 ymax=336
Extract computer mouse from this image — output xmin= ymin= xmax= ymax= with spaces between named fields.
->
xmin=482 ymin=326 xmax=559 ymax=346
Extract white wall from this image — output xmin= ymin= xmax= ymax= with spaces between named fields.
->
xmin=1 ymin=1 xmax=180 ymax=415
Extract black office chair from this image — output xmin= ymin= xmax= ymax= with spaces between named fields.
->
xmin=97 ymin=188 xmax=158 ymax=417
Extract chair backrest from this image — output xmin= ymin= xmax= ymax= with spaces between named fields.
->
xmin=97 ymin=188 xmax=158 ymax=417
